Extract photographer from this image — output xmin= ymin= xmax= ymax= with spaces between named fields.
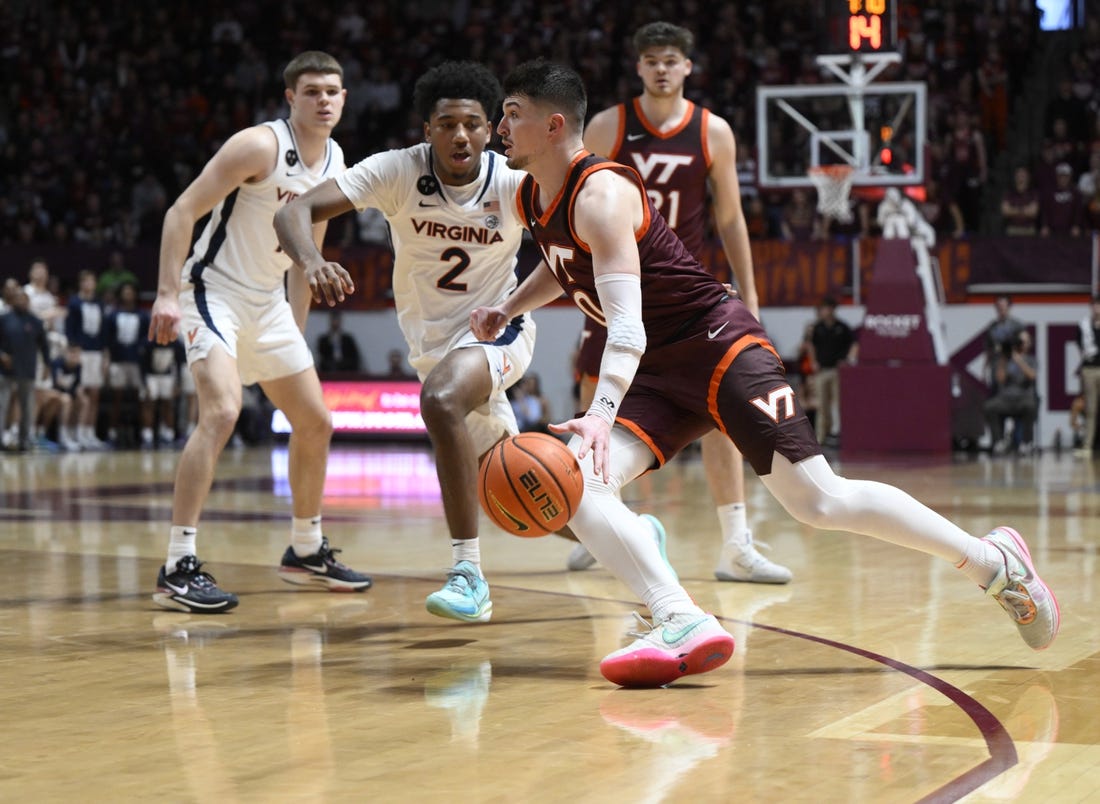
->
xmin=984 ymin=329 xmax=1038 ymax=455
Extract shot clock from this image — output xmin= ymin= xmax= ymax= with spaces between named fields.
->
xmin=832 ymin=0 xmax=897 ymax=53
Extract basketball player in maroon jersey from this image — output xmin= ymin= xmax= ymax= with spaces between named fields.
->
xmin=572 ymin=21 xmax=790 ymax=584
xmin=473 ymin=60 xmax=1057 ymax=687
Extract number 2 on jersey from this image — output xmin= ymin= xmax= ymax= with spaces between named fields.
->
xmin=437 ymin=247 xmax=470 ymax=292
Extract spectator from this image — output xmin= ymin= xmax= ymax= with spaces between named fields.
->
xmin=809 ymin=296 xmax=856 ymax=445
xmin=919 ymin=178 xmax=965 ymax=239
xmin=943 ymin=108 xmax=987 ymax=232
xmin=983 ymin=295 xmax=1026 ymax=389
xmin=1077 ymin=295 xmax=1100 ymax=457
xmin=65 ymin=270 xmax=108 ymax=448
xmin=1039 ymin=162 xmax=1083 ymax=237
xmin=780 ymin=188 xmax=820 ymax=241
xmin=42 ymin=343 xmax=84 ymax=451
xmin=977 ymin=42 xmax=1009 ymax=153
xmin=1077 ymin=150 xmax=1100 ymax=200
xmin=0 ymin=288 xmax=50 ymax=452
xmin=103 ymin=281 xmax=149 ymax=447
xmin=24 ymin=258 xmax=63 ymax=331
xmin=509 ymin=374 xmax=552 ymax=434
xmin=384 ymin=348 xmax=413 ymax=379
xmin=984 ymin=329 xmax=1038 ymax=455
xmin=96 ymin=251 xmax=138 ymax=305
xmin=143 ymin=331 xmax=185 ymax=447
xmin=1001 ymin=166 xmax=1041 ymax=236
xmin=316 ymin=310 xmax=363 ymax=373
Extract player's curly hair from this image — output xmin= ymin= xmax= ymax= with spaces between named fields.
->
xmin=633 ymin=21 xmax=694 ymax=56
xmin=413 ymin=61 xmax=502 ymax=122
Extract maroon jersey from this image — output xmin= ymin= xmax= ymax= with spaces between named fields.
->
xmin=607 ymin=98 xmax=712 ymax=256
xmin=517 ymin=152 xmax=813 ymax=472
xmin=517 ymin=152 xmax=727 ymax=347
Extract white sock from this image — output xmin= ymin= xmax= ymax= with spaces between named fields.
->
xmin=452 ymin=538 xmax=482 ymax=574
xmin=167 ymin=526 xmax=197 ymax=573
xmin=568 ymin=431 xmax=701 ymax=623
xmin=716 ymin=502 xmax=749 ymax=545
xmin=292 ymin=516 xmax=323 ymax=557
xmin=955 ymin=537 xmax=1007 ymax=588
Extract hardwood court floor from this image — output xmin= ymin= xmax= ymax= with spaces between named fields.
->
xmin=0 ymin=443 xmax=1096 ymax=803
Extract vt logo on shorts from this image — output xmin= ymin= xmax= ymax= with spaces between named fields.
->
xmin=750 ymin=385 xmax=796 ymax=423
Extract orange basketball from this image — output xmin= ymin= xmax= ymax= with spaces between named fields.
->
xmin=478 ymin=432 xmax=584 ymax=537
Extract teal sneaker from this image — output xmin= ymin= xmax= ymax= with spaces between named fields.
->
xmin=426 ymin=561 xmax=493 ymax=623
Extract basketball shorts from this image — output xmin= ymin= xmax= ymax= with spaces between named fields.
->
xmin=108 ymin=362 xmax=145 ymax=394
xmin=616 ymin=299 xmax=821 ymax=476
xmin=80 ymin=350 xmax=105 ymax=390
xmin=410 ymin=314 xmax=536 ymax=456
xmin=145 ymin=374 xmax=177 ymax=401
xmin=179 ymin=284 xmax=313 ymax=386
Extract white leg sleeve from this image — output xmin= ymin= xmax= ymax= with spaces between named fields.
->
xmin=760 ymin=453 xmax=976 ymax=564
xmin=566 ymin=427 xmax=698 ymax=619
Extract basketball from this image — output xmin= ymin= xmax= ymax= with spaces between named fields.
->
xmin=478 ymin=432 xmax=584 ymax=537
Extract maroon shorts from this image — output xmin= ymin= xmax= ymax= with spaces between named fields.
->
xmin=616 ymin=298 xmax=821 ymax=475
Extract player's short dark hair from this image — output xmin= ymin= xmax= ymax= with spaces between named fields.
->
xmin=633 ymin=21 xmax=694 ymax=57
xmin=284 ymin=51 xmax=343 ymax=90
xmin=412 ymin=61 xmax=502 ymax=122
xmin=502 ymin=60 xmax=587 ymax=131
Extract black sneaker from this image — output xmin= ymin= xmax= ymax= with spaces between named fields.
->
xmin=277 ymin=537 xmax=372 ymax=592
xmin=153 ymin=555 xmax=239 ymax=614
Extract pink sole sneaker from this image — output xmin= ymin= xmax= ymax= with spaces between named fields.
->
xmin=600 ymin=621 xmax=735 ymax=688
xmin=982 ymin=526 xmax=1061 ymax=651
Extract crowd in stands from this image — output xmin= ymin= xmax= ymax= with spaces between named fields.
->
xmin=2 ymin=0 xmax=1097 ymax=256
xmin=2 ymin=1 xmax=1098 ymax=452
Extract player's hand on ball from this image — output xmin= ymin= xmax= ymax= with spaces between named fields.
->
xmin=549 ymin=414 xmax=612 ymax=483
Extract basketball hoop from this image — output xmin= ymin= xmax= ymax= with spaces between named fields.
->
xmin=808 ymin=165 xmax=854 ymax=223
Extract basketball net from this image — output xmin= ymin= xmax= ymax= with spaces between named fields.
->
xmin=808 ymin=165 xmax=854 ymax=223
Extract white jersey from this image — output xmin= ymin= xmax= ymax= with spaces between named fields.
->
xmin=336 ymin=142 xmax=526 ymax=363
xmin=186 ymin=119 xmax=346 ymax=296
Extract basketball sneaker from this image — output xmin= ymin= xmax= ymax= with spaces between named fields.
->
xmin=981 ymin=526 xmax=1060 ymax=651
xmin=566 ymin=514 xmax=675 ymax=579
xmin=153 ymin=555 xmax=239 ymax=614
xmin=599 ymin=611 xmax=735 ymax=688
xmin=714 ymin=532 xmax=792 ymax=584
xmin=425 ymin=561 xmax=492 ymax=622
xmin=277 ymin=537 xmax=372 ymax=592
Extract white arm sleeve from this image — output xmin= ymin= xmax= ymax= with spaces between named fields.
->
xmin=586 ymin=273 xmax=646 ymax=425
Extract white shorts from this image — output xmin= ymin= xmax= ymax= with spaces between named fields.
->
xmin=410 ymin=315 xmax=536 ymax=455
xmin=145 ymin=374 xmax=177 ymax=401
xmin=180 ymin=284 xmax=313 ymax=386
xmin=80 ymin=350 xmax=105 ymax=390
xmin=108 ymin=362 xmax=145 ymax=393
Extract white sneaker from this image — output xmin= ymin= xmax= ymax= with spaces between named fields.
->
xmin=60 ymin=431 xmax=82 ymax=452
xmin=714 ymin=533 xmax=792 ymax=584
xmin=599 ymin=612 xmax=734 ymax=687
xmin=158 ymin=425 xmax=176 ymax=444
xmin=982 ymin=526 xmax=1060 ymax=651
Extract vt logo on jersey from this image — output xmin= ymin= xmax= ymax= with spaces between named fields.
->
xmin=629 ymin=153 xmax=694 ymax=185
xmin=750 ymin=385 xmax=796 ymax=423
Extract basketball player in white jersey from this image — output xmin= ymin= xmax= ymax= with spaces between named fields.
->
xmin=277 ymin=61 xmax=554 ymax=624
xmin=571 ymin=21 xmax=791 ymax=585
xmin=148 ymin=51 xmax=371 ymax=614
